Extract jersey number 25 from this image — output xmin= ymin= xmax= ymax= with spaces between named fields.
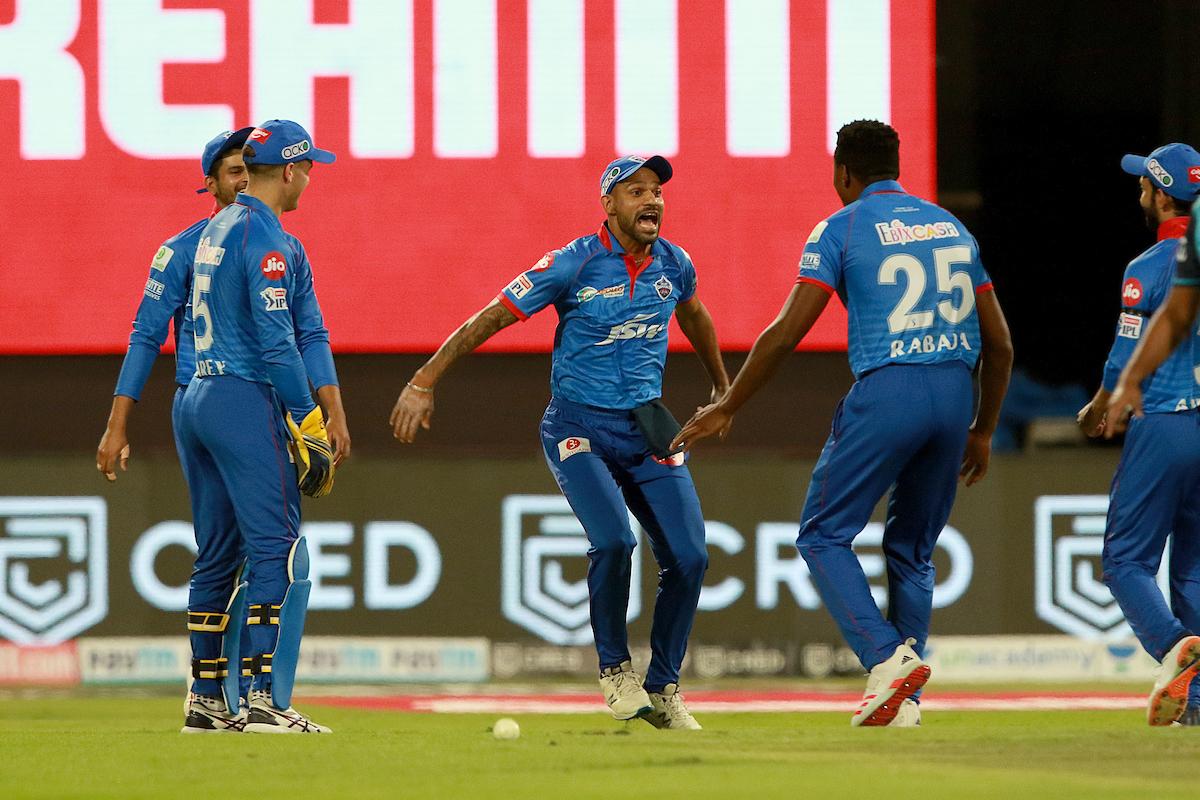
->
xmin=878 ymin=245 xmax=975 ymax=335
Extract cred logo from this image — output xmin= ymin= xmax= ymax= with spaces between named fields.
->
xmin=1190 ymin=166 xmax=1200 ymax=184
xmin=261 ymin=252 xmax=287 ymax=280
xmin=248 ymin=128 xmax=272 ymax=142
xmin=1122 ymin=278 xmax=1143 ymax=305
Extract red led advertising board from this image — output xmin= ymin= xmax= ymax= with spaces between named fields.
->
xmin=0 ymin=0 xmax=934 ymax=354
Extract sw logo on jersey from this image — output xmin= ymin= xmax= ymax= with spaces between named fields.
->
xmin=151 ymin=245 xmax=174 ymax=272
xmin=654 ymin=275 xmax=673 ymax=300
xmin=596 ymin=313 xmax=665 ymax=346
xmin=1122 ymin=277 xmax=1144 ymax=305
xmin=144 ymin=278 xmax=165 ymax=300
xmin=259 ymin=287 xmax=288 ymax=312
xmin=260 ymin=252 xmax=286 ymax=280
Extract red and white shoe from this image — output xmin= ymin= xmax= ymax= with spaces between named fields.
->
xmin=851 ymin=638 xmax=930 ymax=727
xmin=1148 ymin=635 xmax=1200 ymax=727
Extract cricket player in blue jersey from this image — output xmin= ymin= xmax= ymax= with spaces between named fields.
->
xmin=177 ymin=119 xmax=347 ymax=734
xmin=96 ymin=127 xmax=255 ymax=482
xmin=676 ymin=121 xmax=1013 ymax=727
xmin=1095 ymin=143 xmax=1200 ymax=725
xmin=391 ymin=156 xmax=729 ymax=729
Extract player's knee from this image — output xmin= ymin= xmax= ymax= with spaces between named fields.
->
xmin=673 ymin=544 xmax=708 ymax=581
xmin=591 ymin=535 xmax=637 ymax=563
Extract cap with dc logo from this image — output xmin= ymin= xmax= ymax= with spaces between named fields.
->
xmin=243 ymin=119 xmax=337 ymax=166
xmin=1120 ymin=143 xmax=1200 ymax=202
xmin=599 ymin=154 xmax=672 ymax=195
xmin=195 ymin=126 xmax=255 ymax=194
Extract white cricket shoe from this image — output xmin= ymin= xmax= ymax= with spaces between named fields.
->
xmin=1148 ymin=635 xmax=1200 ymax=726
xmin=643 ymin=684 xmax=702 ymax=730
xmin=888 ymin=698 xmax=921 ymax=728
xmin=851 ymin=638 xmax=931 ymax=727
xmin=180 ymin=692 xmax=246 ymax=734
xmin=599 ymin=660 xmax=653 ymax=721
xmin=243 ymin=689 xmax=332 ymax=734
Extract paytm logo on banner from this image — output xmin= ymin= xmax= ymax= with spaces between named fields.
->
xmin=501 ymin=495 xmax=644 ymax=645
xmin=1034 ymin=495 xmax=1168 ymax=639
xmin=0 ymin=497 xmax=108 ymax=645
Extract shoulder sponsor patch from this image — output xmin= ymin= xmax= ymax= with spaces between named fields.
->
xmin=261 ymin=251 xmax=287 ymax=280
xmin=151 ymin=245 xmax=174 ymax=272
xmin=530 ymin=252 xmax=556 ymax=272
xmin=557 ymin=436 xmax=591 ymax=461
xmin=144 ymin=278 xmax=165 ymax=300
xmin=507 ymin=274 xmax=533 ymax=299
xmin=800 ymin=252 xmax=821 ymax=269
xmin=1118 ymin=312 xmax=1143 ymax=339
xmin=806 ymin=220 xmax=829 ymax=244
xmin=1122 ymin=277 xmax=1144 ymax=305
xmin=260 ymin=286 xmax=288 ymax=312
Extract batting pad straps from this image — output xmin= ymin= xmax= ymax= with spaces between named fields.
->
xmin=247 ymin=604 xmax=281 ymax=626
xmin=187 ymin=611 xmax=230 ymax=633
xmin=192 ymin=657 xmax=229 ymax=680
xmin=241 ymin=653 xmax=273 ymax=677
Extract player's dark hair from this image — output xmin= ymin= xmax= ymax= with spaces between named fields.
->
xmin=834 ymin=120 xmax=900 ymax=183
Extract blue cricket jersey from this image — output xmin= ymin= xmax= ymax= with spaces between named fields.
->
xmin=1102 ymin=216 xmax=1196 ymax=413
xmin=191 ymin=193 xmax=322 ymax=419
xmin=113 ymin=218 xmax=209 ymax=398
xmin=797 ymin=180 xmax=992 ymax=378
xmin=498 ymin=223 xmax=697 ymax=409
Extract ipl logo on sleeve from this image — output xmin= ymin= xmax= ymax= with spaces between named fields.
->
xmin=501 ymin=495 xmax=643 ymax=644
xmin=1034 ymin=495 xmax=1167 ymax=639
xmin=0 ymin=497 xmax=108 ymax=645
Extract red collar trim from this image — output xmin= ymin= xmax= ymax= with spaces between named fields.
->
xmin=598 ymin=223 xmax=614 ymax=251
xmin=1159 ymin=216 xmax=1190 ymax=242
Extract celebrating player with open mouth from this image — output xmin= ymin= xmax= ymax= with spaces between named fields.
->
xmin=391 ymin=156 xmax=729 ymax=730
xmin=674 ymin=121 xmax=1013 ymax=727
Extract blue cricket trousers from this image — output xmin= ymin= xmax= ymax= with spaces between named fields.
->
xmin=176 ymin=376 xmax=300 ymax=695
xmin=796 ymin=362 xmax=973 ymax=672
xmin=1104 ymin=411 xmax=1200 ymax=670
xmin=540 ymin=396 xmax=708 ymax=692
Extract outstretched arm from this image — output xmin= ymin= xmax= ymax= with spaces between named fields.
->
xmin=672 ymin=282 xmax=831 ymax=450
xmin=390 ymin=299 xmax=519 ymax=442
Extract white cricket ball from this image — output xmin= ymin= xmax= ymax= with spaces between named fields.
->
xmin=492 ymin=717 xmax=520 ymax=740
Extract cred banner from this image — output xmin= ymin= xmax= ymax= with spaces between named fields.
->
xmin=0 ymin=0 xmax=935 ymax=354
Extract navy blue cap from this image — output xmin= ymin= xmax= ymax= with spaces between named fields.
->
xmin=243 ymin=119 xmax=336 ymax=166
xmin=599 ymin=155 xmax=672 ymax=195
xmin=1121 ymin=143 xmax=1200 ymax=201
xmin=195 ymin=127 xmax=255 ymax=194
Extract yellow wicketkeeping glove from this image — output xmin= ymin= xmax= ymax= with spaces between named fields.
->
xmin=285 ymin=407 xmax=335 ymax=498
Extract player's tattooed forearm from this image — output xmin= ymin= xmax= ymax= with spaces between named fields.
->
xmin=442 ymin=303 xmax=518 ymax=362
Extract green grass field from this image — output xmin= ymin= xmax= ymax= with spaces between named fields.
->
xmin=1 ymin=693 xmax=1191 ymax=800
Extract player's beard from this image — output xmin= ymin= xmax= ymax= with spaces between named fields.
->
xmin=1143 ymin=207 xmax=1157 ymax=231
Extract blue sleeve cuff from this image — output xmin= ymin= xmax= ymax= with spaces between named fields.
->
xmin=113 ymin=342 xmax=161 ymax=401
xmin=301 ymin=343 xmax=339 ymax=390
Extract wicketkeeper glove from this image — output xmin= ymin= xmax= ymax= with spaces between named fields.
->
xmin=285 ymin=407 xmax=335 ymax=498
